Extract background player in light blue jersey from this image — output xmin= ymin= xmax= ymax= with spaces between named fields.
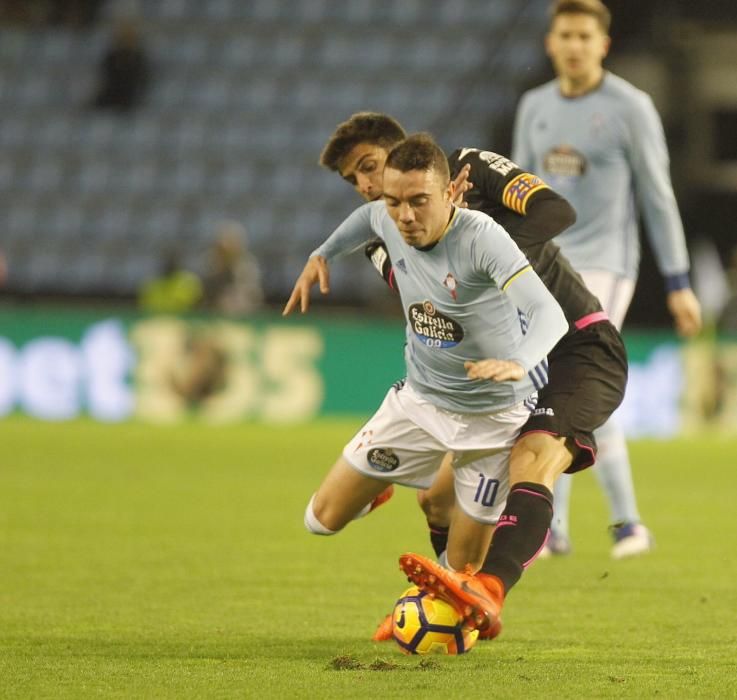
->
xmin=512 ymin=0 xmax=702 ymax=557
xmin=284 ymin=134 xmax=567 ymax=610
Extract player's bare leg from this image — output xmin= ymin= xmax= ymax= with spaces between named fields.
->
xmin=416 ymin=453 xmax=456 ymax=557
xmin=447 ymin=509 xmax=503 ymax=641
xmin=445 ymin=508 xmax=494 ymax=573
xmin=306 ymin=457 xmax=393 ymax=533
xmin=369 ymin=457 xmax=458 ymax=642
xmin=417 ymin=453 xmax=455 ymax=526
xmin=412 ymin=457 xmax=503 ymax=640
xmin=509 ymin=432 xmax=573 ymax=490
xmin=476 ymin=432 xmax=575 ymax=594
xmin=401 ymin=432 xmax=577 ymax=632
xmin=400 ymin=507 xmax=503 ymax=632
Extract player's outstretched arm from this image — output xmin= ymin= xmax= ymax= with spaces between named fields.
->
xmin=288 ymin=203 xmax=378 ymax=309
xmin=282 ymin=256 xmax=330 ymax=315
xmin=667 ymin=287 xmax=702 ymax=337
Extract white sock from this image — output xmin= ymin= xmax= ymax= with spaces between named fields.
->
xmin=593 ymin=418 xmax=641 ymax=525
xmin=437 ymin=550 xmax=460 ymax=571
xmin=304 ymin=494 xmax=337 ymax=535
xmin=353 ymin=502 xmax=372 ymax=519
xmin=552 ymin=472 xmax=573 ymax=537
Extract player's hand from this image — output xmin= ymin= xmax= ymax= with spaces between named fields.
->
xmin=464 ymin=359 xmax=524 ymax=382
xmin=282 ymin=256 xmax=330 ymax=315
xmin=451 ymin=164 xmax=473 ymax=208
xmin=667 ymin=288 xmax=702 ymax=338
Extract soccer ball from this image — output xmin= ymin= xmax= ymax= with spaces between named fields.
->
xmin=391 ymin=585 xmax=478 ymax=655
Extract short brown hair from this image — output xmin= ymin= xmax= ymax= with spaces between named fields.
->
xmin=319 ymin=112 xmax=407 ymax=171
xmin=385 ymin=133 xmax=450 ymax=183
xmin=550 ymin=0 xmax=611 ymax=33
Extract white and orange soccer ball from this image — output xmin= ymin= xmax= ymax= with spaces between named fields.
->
xmin=391 ymin=585 xmax=478 ymax=655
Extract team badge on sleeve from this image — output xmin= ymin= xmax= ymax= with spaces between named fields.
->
xmin=502 ymin=173 xmax=548 ymax=215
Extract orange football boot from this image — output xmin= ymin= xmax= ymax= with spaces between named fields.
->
xmin=371 ymin=614 xmax=393 ymax=641
xmin=399 ymin=552 xmax=504 ymax=632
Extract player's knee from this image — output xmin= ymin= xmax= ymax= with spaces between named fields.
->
xmin=510 ymin=433 xmax=573 ymax=488
xmin=304 ymin=494 xmax=339 ymax=536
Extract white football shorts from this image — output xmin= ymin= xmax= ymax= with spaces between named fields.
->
xmin=343 ymin=381 xmax=531 ymax=524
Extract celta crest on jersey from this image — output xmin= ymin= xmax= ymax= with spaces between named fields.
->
xmin=395 ymin=258 xmax=407 ymax=274
xmin=409 ymin=301 xmax=464 ymax=348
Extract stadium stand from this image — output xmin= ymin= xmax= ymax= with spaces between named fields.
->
xmin=0 ymin=0 xmax=551 ymax=303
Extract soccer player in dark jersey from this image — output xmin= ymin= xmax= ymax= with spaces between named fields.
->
xmin=314 ymin=113 xmax=628 ymax=635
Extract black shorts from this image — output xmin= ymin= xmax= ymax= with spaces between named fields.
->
xmin=519 ymin=320 xmax=628 ymax=473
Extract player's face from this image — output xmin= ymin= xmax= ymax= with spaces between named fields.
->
xmin=339 ymin=143 xmax=389 ymax=201
xmin=383 ymin=167 xmax=453 ymax=248
xmin=546 ymin=13 xmax=610 ymax=85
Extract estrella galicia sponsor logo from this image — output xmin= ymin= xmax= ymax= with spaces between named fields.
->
xmin=367 ymin=448 xmax=400 ymax=472
xmin=408 ymin=301 xmax=464 ymax=348
xmin=543 ymin=146 xmax=586 ymax=177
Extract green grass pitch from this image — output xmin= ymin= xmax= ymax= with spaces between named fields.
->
xmin=1 ymin=417 xmax=736 ymax=698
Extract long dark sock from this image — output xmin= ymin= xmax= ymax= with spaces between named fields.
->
xmin=428 ymin=522 xmax=449 ymax=558
xmin=480 ymin=482 xmax=553 ymax=594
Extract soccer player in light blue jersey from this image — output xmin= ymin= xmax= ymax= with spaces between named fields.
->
xmin=312 ymin=113 xmax=631 ymax=640
xmin=512 ymin=0 xmax=702 ymax=558
xmin=285 ymin=134 xmax=568 ymax=621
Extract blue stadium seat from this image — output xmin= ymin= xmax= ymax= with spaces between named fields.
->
xmin=0 ymin=115 xmax=29 ymax=148
xmin=0 ymin=159 xmax=14 ymax=191
xmin=0 ymin=30 xmax=27 ymax=63
xmin=203 ymin=0 xmax=235 ymax=21
xmin=39 ymin=31 xmax=74 ymax=63
xmin=218 ymin=163 xmax=256 ymax=198
xmin=220 ymin=35 xmax=259 ymax=70
xmin=77 ymin=158 xmax=112 ymax=195
xmin=290 ymin=0 xmax=329 ymax=23
xmin=4 ymin=198 xmax=37 ymax=246
xmin=36 ymin=115 xmax=74 ymax=151
xmin=155 ymin=0 xmax=189 ymax=21
xmin=270 ymin=33 xmax=307 ymax=69
xmin=27 ymin=157 xmax=65 ymax=194
xmin=46 ymin=202 xmax=85 ymax=244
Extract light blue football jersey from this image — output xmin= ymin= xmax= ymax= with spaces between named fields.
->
xmin=313 ymin=202 xmax=567 ymax=413
xmin=513 ymin=72 xmax=689 ymax=283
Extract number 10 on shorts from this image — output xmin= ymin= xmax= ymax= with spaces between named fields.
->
xmin=474 ymin=475 xmax=500 ymax=507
